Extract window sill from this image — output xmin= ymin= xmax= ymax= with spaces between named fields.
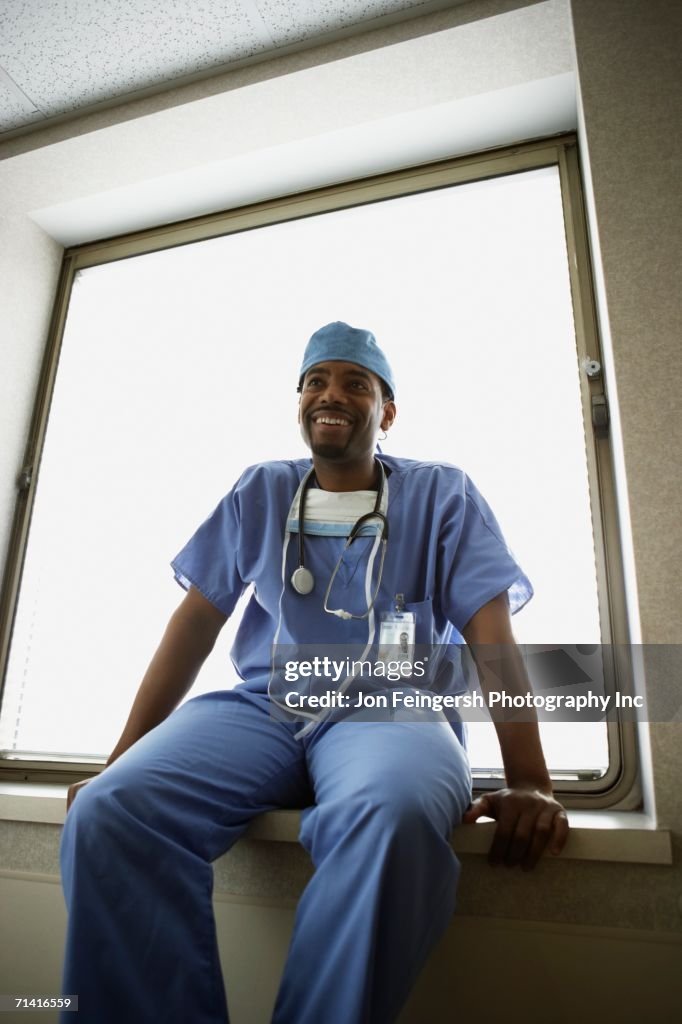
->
xmin=0 ymin=783 xmax=672 ymax=866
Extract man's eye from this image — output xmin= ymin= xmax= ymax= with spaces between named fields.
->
xmin=350 ymin=381 xmax=368 ymax=390
xmin=306 ymin=378 xmax=323 ymax=387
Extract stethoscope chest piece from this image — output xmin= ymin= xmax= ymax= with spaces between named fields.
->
xmin=291 ymin=565 xmax=315 ymax=595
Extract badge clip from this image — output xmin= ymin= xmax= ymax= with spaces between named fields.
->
xmin=378 ymin=594 xmax=415 ymax=675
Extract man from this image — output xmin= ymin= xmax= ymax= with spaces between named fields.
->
xmin=61 ymin=322 xmax=568 ymax=1024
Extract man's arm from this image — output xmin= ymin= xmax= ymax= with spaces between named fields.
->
xmin=461 ymin=592 xmax=569 ymax=870
xmin=67 ymin=586 xmax=227 ymax=810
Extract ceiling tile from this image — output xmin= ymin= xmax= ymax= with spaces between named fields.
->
xmin=0 ymin=64 xmax=43 ymax=132
xmin=0 ymin=0 xmax=274 ymax=119
xmin=255 ymin=0 xmax=432 ymax=45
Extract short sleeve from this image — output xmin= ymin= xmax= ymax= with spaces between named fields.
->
xmin=438 ymin=473 xmax=533 ymax=632
xmin=170 ymin=480 xmax=248 ymax=617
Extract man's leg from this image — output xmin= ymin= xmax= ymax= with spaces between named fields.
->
xmin=272 ymin=717 xmax=471 ymax=1024
xmin=60 ymin=691 xmax=311 ymax=1024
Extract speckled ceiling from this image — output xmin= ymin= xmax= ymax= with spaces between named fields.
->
xmin=0 ymin=0 xmax=463 ymax=135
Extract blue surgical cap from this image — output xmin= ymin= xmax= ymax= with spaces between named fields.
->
xmin=298 ymin=322 xmax=395 ymax=399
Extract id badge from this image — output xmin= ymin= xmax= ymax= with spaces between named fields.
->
xmin=378 ymin=609 xmax=416 ymax=675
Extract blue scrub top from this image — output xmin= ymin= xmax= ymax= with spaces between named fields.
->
xmin=171 ymin=455 xmax=532 ymax=703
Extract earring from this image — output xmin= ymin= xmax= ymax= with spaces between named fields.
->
xmin=379 ymin=429 xmax=388 ymax=441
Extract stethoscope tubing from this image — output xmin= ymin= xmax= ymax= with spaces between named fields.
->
xmin=292 ymin=459 xmax=389 ymax=619
xmin=271 ymin=459 xmax=389 ymax=736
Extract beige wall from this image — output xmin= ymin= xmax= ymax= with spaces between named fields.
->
xmin=0 ymin=0 xmax=680 ymax=1020
xmin=570 ymin=0 xmax=682 ymax=845
xmin=1 ymin=873 xmax=681 ymax=1024
xmin=571 ymin=0 xmax=682 ymax=646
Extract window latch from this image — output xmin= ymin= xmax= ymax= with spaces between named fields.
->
xmin=17 ymin=465 xmax=33 ymax=492
xmin=583 ymin=359 xmax=609 ymax=432
xmin=591 ymin=394 xmax=609 ymax=431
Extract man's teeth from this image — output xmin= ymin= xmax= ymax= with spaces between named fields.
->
xmin=315 ymin=417 xmax=350 ymax=425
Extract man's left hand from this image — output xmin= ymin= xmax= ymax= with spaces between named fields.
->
xmin=463 ymin=787 xmax=569 ymax=870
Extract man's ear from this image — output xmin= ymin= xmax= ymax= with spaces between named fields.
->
xmin=381 ymin=400 xmax=397 ymax=432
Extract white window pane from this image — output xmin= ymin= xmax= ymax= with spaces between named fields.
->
xmin=0 ymin=166 xmax=608 ymax=773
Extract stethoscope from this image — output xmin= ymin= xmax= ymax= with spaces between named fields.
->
xmin=269 ymin=458 xmax=389 ymax=736
xmin=290 ymin=459 xmax=389 ymax=620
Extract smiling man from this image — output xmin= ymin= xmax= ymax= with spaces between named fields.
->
xmin=297 ymin=324 xmax=396 ymax=483
xmin=60 ymin=321 xmax=568 ymax=1024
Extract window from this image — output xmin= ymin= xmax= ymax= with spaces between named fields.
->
xmin=0 ymin=137 xmax=635 ymax=804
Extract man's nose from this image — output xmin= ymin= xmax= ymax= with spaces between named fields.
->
xmin=319 ymin=380 xmax=347 ymax=404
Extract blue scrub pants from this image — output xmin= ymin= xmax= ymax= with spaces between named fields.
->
xmin=60 ymin=690 xmax=471 ymax=1024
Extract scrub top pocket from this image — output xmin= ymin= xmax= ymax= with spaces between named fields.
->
xmin=405 ymin=598 xmax=435 ymax=645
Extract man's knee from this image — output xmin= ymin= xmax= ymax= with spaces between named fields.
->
xmin=318 ymin=783 xmax=448 ymax=851
xmin=63 ymin=766 xmax=164 ymax=861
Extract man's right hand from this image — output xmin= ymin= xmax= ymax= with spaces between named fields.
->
xmin=66 ymin=778 xmax=92 ymax=812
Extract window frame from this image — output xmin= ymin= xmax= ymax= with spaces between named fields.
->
xmin=0 ymin=134 xmax=640 ymax=808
